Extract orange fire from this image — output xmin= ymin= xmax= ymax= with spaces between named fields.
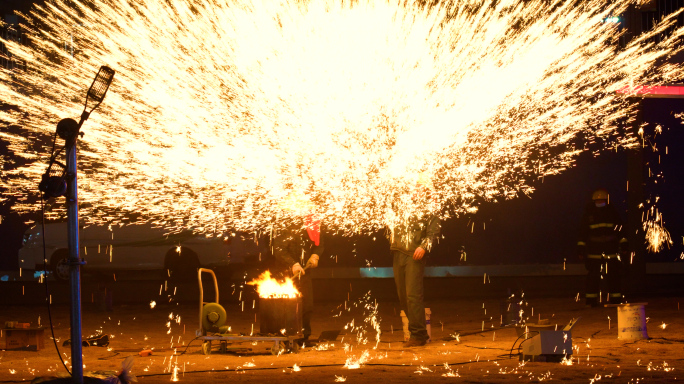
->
xmin=247 ymin=271 xmax=300 ymax=298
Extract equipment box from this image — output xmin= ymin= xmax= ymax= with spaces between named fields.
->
xmin=3 ymin=328 xmax=45 ymax=351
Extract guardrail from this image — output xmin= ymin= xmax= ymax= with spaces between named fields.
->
xmin=0 ymin=22 xmax=27 ymax=71
xmin=2 ymin=263 xmax=684 ymax=282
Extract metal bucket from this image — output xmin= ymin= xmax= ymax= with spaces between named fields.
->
xmin=617 ymin=303 xmax=648 ymax=340
xmin=259 ymin=297 xmax=302 ymax=336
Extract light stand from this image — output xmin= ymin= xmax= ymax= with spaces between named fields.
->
xmin=39 ymin=66 xmax=114 ymax=384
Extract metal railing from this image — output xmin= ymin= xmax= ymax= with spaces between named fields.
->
xmin=641 ymin=0 xmax=684 ymax=43
xmin=0 ymin=22 xmax=27 ymax=71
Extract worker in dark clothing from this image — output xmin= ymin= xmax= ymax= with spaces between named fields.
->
xmin=577 ymin=188 xmax=629 ymax=307
xmin=389 ymin=177 xmax=441 ymax=347
xmin=272 ymin=215 xmax=323 ymax=344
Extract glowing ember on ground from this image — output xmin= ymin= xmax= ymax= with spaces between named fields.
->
xmin=344 ymin=350 xmax=371 ymax=369
xmin=247 ymin=271 xmax=300 ymax=298
xmin=334 ymin=376 xmax=347 ymax=382
xmin=0 ymin=0 xmax=683 ymax=234
xmin=170 ymin=365 xmax=180 ymax=382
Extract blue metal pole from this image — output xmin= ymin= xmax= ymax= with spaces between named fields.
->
xmin=66 ymin=138 xmax=83 ymax=384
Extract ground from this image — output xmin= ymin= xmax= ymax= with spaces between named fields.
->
xmin=1 ymin=294 xmax=683 ymax=383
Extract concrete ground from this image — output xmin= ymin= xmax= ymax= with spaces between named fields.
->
xmin=0 ymin=291 xmax=683 ymax=383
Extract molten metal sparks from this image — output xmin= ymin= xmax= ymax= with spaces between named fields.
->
xmin=344 ymin=349 xmax=371 ymax=369
xmin=643 ymin=207 xmax=673 ymax=253
xmin=247 ymin=271 xmax=300 ymax=298
xmin=1 ymin=0 xmax=683 ymax=233
xmin=442 ymin=362 xmax=460 ymax=377
xmin=170 ymin=364 xmax=180 ymax=382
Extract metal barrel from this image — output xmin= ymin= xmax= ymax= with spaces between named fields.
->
xmin=259 ymin=297 xmax=302 ymax=336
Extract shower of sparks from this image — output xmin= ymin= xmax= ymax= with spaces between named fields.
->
xmin=643 ymin=207 xmax=673 ymax=253
xmin=170 ymin=364 xmax=180 ymax=382
xmin=344 ymin=349 xmax=370 ymax=369
xmin=1 ymin=0 xmax=684 ymax=235
xmin=442 ymin=363 xmax=460 ymax=377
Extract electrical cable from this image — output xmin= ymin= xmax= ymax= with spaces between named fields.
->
xmin=174 ymin=336 xmax=202 ymax=355
xmin=508 ymin=331 xmax=538 ymax=358
xmin=41 ymin=191 xmax=71 ymax=376
xmin=135 ymin=359 xmax=495 ymax=378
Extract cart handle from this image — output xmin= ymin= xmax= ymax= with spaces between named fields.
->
xmin=198 ymin=268 xmax=219 ymax=335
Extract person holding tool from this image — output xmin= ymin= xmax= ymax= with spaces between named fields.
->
xmin=273 ymin=191 xmax=324 ymax=346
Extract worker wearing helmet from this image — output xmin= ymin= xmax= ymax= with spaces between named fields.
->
xmin=577 ymin=189 xmax=629 ymax=307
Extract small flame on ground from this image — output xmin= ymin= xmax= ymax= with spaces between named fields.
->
xmin=560 ymin=355 xmax=574 ymax=366
xmin=170 ymin=365 xmax=180 ymax=382
xmin=344 ymin=350 xmax=370 ymax=369
xmin=334 ymin=376 xmax=347 ymax=382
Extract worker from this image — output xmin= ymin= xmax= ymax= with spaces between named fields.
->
xmin=389 ymin=176 xmax=441 ymax=347
xmin=577 ymin=188 xmax=629 ymax=307
xmin=273 ymin=193 xmax=324 ymax=346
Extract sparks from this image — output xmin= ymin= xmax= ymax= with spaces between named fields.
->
xmin=0 ymin=0 xmax=683 ymax=234
xmin=643 ymin=207 xmax=673 ymax=253
xmin=344 ymin=349 xmax=370 ymax=369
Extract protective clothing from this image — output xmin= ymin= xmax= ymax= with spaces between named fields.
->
xmin=577 ymin=200 xmax=628 ymax=306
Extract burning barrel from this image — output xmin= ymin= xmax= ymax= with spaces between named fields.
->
xmin=248 ymin=271 xmax=303 ymax=336
xmin=260 ymin=297 xmax=302 ymax=335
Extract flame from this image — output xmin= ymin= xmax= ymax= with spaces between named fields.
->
xmin=247 ymin=271 xmax=300 ymax=298
xmin=344 ymin=350 xmax=371 ymax=369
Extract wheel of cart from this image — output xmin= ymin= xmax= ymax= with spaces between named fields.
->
xmin=201 ymin=340 xmax=211 ymax=355
xmin=270 ymin=340 xmax=285 ymax=355
xmin=269 ymin=337 xmax=300 ymax=355
xmin=219 ymin=341 xmax=229 ymax=353
xmin=290 ymin=339 xmax=300 ymax=353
